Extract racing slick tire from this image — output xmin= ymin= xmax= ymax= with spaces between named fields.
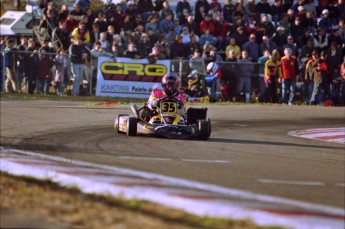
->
xmin=114 ymin=114 xmax=126 ymax=134
xmin=198 ymin=119 xmax=211 ymax=140
xmin=126 ymin=116 xmax=137 ymax=136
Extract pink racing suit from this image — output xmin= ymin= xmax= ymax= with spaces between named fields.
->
xmin=147 ymin=88 xmax=187 ymax=123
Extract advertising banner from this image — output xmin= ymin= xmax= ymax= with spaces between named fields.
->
xmin=95 ymin=57 xmax=171 ymax=98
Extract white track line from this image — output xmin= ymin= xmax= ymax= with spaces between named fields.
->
xmin=258 ymin=179 xmax=325 ymax=186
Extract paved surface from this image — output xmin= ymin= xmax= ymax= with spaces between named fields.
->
xmin=1 ymin=99 xmax=344 ymax=213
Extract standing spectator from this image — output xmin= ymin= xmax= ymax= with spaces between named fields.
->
xmin=69 ymin=37 xmax=88 ymax=96
xmin=36 ymin=48 xmax=51 ymax=94
xmin=326 ymin=42 xmax=342 ymax=80
xmin=257 ymin=49 xmax=270 ymax=102
xmin=340 ymin=55 xmax=345 ymax=105
xmin=4 ymin=39 xmax=18 ymax=93
xmin=242 ymin=34 xmax=259 ymax=61
xmin=39 ymin=39 xmax=56 ymax=94
xmin=52 ymin=20 xmax=71 ymax=50
xmin=16 ymin=36 xmax=28 ymax=93
xmin=264 ymin=49 xmax=282 ymax=103
xmin=305 ymin=50 xmax=320 ymax=104
xmin=54 ymin=47 xmax=72 ymax=96
xmin=90 ymin=22 xmax=101 ymax=45
xmin=236 ymin=50 xmax=255 ymax=102
xmin=318 ymin=51 xmax=332 ymax=101
xmin=223 ymin=49 xmax=239 ymax=100
xmin=281 ymin=48 xmax=298 ymax=105
xmin=25 ymin=39 xmax=39 ymax=94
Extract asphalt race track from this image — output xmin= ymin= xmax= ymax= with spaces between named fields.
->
xmin=1 ymin=99 xmax=344 ymax=213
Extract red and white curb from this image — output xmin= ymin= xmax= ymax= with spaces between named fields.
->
xmin=288 ymin=127 xmax=345 ymax=144
xmin=0 ymin=148 xmax=344 ymax=229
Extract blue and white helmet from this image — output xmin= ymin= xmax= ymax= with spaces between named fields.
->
xmin=206 ymin=62 xmax=220 ymax=75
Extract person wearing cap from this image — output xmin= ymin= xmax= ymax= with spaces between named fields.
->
xmin=318 ymin=9 xmax=337 ymax=34
xmin=264 ymin=49 xmax=282 ymax=103
xmin=271 ymin=27 xmax=287 ymax=51
xmin=4 ymin=38 xmax=19 ymax=93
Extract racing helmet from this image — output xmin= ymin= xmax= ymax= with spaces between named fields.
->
xmin=161 ymin=72 xmax=181 ymax=96
xmin=206 ymin=62 xmax=220 ymax=75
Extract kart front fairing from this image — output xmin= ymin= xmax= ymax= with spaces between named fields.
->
xmin=137 ymin=120 xmax=199 ymax=139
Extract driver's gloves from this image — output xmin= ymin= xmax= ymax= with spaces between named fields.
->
xmin=177 ymin=101 xmax=184 ymax=109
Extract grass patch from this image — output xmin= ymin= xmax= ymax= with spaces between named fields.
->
xmin=0 ymin=172 xmax=284 ymax=229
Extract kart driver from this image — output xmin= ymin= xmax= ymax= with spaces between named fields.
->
xmin=147 ymin=73 xmax=187 ymax=123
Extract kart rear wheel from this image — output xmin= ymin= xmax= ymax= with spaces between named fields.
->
xmin=114 ymin=114 xmax=126 ymax=134
xmin=126 ymin=116 xmax=137 ymax=136
xmin=198 ymin=119 xmax=210 ymax=140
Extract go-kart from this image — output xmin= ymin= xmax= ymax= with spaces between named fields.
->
xmin=114 ymin=96 xmax=211 ymax=140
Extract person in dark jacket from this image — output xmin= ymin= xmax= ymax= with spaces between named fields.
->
xmin=25 ymin=39 xmax=39 ymax=94
xmin=4 ymin=38 xmax=19 ymax=93
xmin=69 ymin=37 xmax=88 ymax=96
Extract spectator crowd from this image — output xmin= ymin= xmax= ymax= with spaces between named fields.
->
xmin=1 ymin=0 xmax=345 ymax=105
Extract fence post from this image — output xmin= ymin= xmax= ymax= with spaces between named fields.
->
xmin=1 ymin=49 xmax=5 ymax=92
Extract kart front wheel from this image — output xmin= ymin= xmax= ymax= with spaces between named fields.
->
xmin=114 ymin=114 xmax=126 ymax=134
xmin=198 ymin=119 xmax=211 ymax=140
xmin=126 ymin=116 xmax=137 ymax=136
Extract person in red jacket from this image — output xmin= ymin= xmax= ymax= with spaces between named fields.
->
xmin=199 ymin=14 xmax=215 ymax=36
xmin=280 ymin=47 xmax=298 ymax=105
